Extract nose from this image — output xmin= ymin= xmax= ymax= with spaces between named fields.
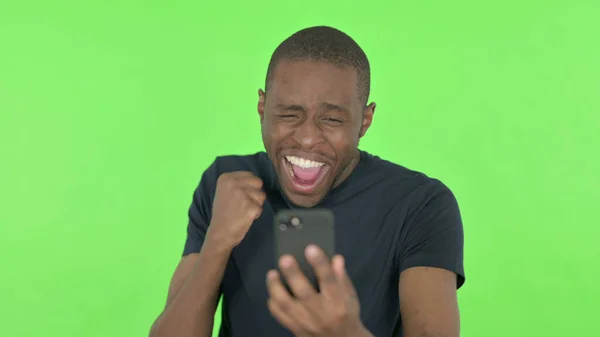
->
xmin=293 ymin=118 xmax=325 ymax=149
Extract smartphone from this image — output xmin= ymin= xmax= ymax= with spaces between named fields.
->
xmin=274 ymin=208 xmax=335 ymax=293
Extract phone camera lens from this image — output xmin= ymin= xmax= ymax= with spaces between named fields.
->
xmin=279 ymin=223 xmax=287 ymax=231
xmin=291 ymin=217 xmax=302 ymax=229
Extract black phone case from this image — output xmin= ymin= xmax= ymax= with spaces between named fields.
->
xmin=274 ymin=208 xmax=335 ymax=293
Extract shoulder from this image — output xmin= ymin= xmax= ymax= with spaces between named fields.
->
xmin=362 ymin=152 xmax=457 ymax=209
xmin=363 ymin=152 xmax=447 ymax=193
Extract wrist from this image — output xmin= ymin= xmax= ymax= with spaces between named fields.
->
xmin=204 ymin=228 xmax=235 ymax=256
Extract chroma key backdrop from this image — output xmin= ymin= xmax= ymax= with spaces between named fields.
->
xmin=0 ymin=1 xmax=598 ymax=336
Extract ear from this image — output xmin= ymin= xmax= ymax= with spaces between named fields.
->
xmin=258 ymin=89 xmax=266 ymax=123
xmin=359 ymin=102 xmax=376 ymax=138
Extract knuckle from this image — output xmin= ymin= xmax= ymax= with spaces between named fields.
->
xmin=324 ymin=271 xmax=338 ymax=283
xmin=275 ymin=297 xmax=291 ymax=313
xmin=216 ymin=174 xmax=228 ymax=185
xmin=218 ymin=175 xmax=236 ymax=189
xmin=307 ymin=323 xmax=325 ymax=335
xmin=227 ymin=177 xmax=238 ymax=188
xmin=257 ymin=191 xmax=266 ymax=202
xmin=247 ymin=206 xmax=260 ymax=218
xmin=295 ymin=289 xmax=312 ymax=301
xmin=331 ymin=307 xmax=349 ymax=323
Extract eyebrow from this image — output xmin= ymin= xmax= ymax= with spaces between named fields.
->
xmin=275 ymin=102 xmax=349 ymax=113
xmin=320 ymin=102 xmax=348 ymax=113
xmin=276 ymin=104 xmax=305 ymax=112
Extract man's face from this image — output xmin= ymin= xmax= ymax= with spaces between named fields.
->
xmin=258 ymin=60 xmax=375 ymax=207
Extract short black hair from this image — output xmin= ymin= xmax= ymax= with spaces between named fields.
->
xmin=265 ymin=26 xmax=371 ymax=105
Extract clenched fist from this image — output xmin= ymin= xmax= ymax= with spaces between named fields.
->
xmin=207 ymin=171 xmax=266 ymax=249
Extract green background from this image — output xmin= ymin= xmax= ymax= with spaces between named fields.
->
xmin=1 ymin=1 xmax=598 ymax=336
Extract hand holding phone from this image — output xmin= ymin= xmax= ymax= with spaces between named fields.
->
xmin=274 ymin=208 xmax=335 ymax=292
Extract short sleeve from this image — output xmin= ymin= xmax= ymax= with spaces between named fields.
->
xmin=397 ymin=179 xmax=465 ymax=288
xmin=182 ymin=158 xmax=219 ymax=256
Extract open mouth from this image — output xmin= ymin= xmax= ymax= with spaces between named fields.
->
xmin=281 ymin=155 xmax=330 ymax=194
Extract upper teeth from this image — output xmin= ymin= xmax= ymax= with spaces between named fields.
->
xmin=286 ymin=156 xmax=324 ymax=168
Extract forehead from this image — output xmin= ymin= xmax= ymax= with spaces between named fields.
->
xmin=268 ymin=60 xmax=360 ymax=107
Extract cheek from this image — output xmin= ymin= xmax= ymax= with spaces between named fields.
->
xmin=263 ymin=119 xmax=290 ymax=147
xmin=329 ymin=128 xmax=359 ymax=146
xmin=325 ymin=129 xmax=359 ymax=156
xmin=261 ymin=118 xmax=273 ymax=145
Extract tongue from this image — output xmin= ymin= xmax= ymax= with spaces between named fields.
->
xmin=292 ymin=165 xmax=322 ymax=182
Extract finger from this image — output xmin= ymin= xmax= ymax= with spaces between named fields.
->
xmin=237 ymin=175 xmax=264 ymax=189
xmin=266 ymin=270 xmax=316 ymax=332
xmin=332 ymin=255 xmax=358 ymax=298
xmin=240 ymin=189 xmax=264 ymax=220
xmin=267 ymin=298 xmax=301 ymax=333
xmin=246 ymin=203 xmax=263 ymax=220
xmin=279 ymin=255 xmax=318 ymax=300
xmin=218 ymin=171 xmax=257 ymax=186
xmin=244 ymin=188 xmax=266 ymax=205
xmin=266 ymin=270 xmax=297 ymax=309
xmin=305 ymin=245 xmax=342 ymax=298
xmin=230 ymin=171 xmax=257 ymax=178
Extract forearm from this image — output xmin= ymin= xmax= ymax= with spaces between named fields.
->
xmin=150 ymin=239 xmax=231 ymax=337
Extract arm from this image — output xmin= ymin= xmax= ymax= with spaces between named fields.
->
xmin=149 ymin=240 xmax=230 ymax=337
xmin=397 ymin=180 xmax=465 ymax=337
xmin=399 ymin=267 xmax=459 ymax=337
xmin=149 ymin=160 xmax=224 ymax=337
xmin=149 ymin=162 xmax=266 ymax=337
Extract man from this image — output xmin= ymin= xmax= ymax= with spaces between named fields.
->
xmin=149 ymin=26 xmax=465 ymax=337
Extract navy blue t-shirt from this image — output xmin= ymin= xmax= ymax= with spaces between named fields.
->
xmin=183 ymin=150 xmax=465 ymax=337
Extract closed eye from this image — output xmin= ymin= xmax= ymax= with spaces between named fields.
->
xmin=323 ymin=117 xmax=343 ymax=124
xmin=279 ymin=114 xmax=299 ymax=120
